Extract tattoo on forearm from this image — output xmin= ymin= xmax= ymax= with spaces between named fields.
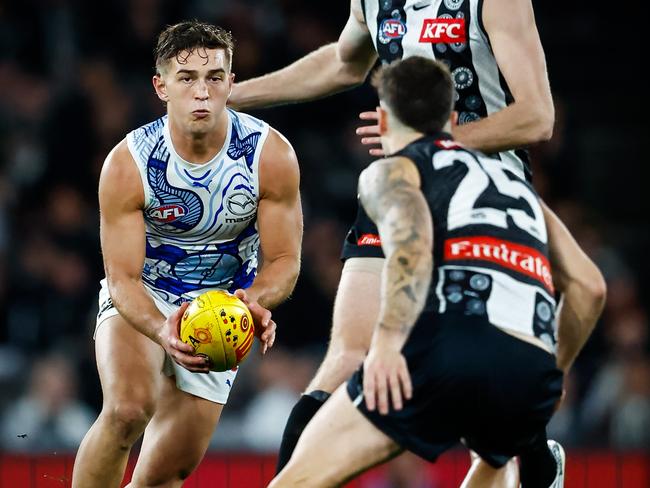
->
xmin=360 ymin=158 xmax=433 ymax=336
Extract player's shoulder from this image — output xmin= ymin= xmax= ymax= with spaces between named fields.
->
xmin=360 ymin=155 xmax=420 ymax=191
xmin=128 ymin=116 xmax=166 ymax=144
xmin=258 ymin=126 xmax=300 ymax=198
xmin=228 ymin=108 xmax=268 ymax=132
xmin=99 ymin=138 xmax=144 ymax=204
xmin=103 ymin=138 xmax=134 ymax=172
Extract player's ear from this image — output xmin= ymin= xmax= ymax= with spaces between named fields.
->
xmin=228 ymin=72 xmax=235 ymax=97
xmin=153 ymin=74 xmax=169 ymax=102
xmin=449 ymin=111 xmax=459 ymax=126
xmin=377 ymin=106 xmax=388 ymax=135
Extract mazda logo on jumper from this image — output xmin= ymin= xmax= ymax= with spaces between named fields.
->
xmin=227 ymin=192 xmax=256 ymax=216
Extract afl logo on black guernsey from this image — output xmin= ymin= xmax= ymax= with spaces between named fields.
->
xmin=379 ymin=18 xmax=407 ymax=44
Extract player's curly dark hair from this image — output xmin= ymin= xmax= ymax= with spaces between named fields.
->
xmin=154 ymin=20 xmax=234 ymax=74
xmin=372 ymin=56 xmax=454 ymax=134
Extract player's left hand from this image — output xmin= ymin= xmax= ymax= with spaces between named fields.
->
xmin=234 ymin=289 xmax=276 ymax=355
xmin=363 ymin=346 xmax=412 ymax=415
xmin=356 ymin=109 xmax=384 ymax=157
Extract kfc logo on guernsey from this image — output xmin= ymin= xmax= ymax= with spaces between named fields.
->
xmin=358 ymin=234 xmax=382 ymax=247
xmin=149 ymin=204 xmax=188 ymax=223
xmin=444 ymin=236 xmax=554 ymax=293
xmin=420 ymin=19 xmax=466 ymax=43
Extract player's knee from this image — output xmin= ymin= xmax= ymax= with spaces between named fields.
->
xmin=103 ymin=402 xmax=154 ymax=447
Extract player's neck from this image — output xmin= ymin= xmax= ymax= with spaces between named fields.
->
xmin=382 ymin=129 xmax=424 ymax=155
xmin=167 ymin=111 xmax=229 ymax=164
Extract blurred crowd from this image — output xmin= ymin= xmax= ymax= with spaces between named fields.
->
xmin=0 ymin=0 xmax=648 ymax=464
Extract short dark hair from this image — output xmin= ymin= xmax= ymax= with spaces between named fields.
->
xmin=154 ymin=20 xmax=234 ymax=74
xmin=371 ymin=57 xmax=454 ymax=134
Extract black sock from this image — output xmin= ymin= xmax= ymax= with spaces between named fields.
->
xmin=276 ymin=390 xmax=330 ymax=473
xmin=519 ymin=435 xmax=556 ymax=488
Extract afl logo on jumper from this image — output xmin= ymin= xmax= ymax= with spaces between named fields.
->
xmin=379 ymin=18 xmax=407 ymax=44
xmin=149 ymin=204 xmax=188 ymax=223
xmin=419 ymin=19 xmax=466 ymax=43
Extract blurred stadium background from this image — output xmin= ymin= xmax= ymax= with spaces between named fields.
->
xmin=0 ymin=0 xmax=648 ymax=486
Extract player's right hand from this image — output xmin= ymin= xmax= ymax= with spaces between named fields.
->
xmin=363 ymin=346 xmax=412 ymax=415
xmin=356 ymin=110 xmax=385 ymax=157
xmin=233 ymin=289 xmax=277 ymax=355
xmin=157 ymin=302 xmax=211 ymax=373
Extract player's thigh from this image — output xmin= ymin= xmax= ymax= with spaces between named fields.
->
xmin=131 ymin=375 xmax=223 ymax=486
xmin=272 ymin=385 xmax=401 ymax=487
xmin=95 ymin=315 xmax=164 ymax=418
xmin=329 ymin=257 xmax=383 ymax=353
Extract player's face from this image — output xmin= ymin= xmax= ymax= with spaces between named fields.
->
xmin=156 ymin=47 xmax=234 ymax=134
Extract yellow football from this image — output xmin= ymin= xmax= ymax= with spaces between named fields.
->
xmin=180 ymin=290 xmax=255 ymax=372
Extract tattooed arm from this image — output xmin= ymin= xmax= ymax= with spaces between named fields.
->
xmin=358 ymin=156 xmax=434 ymax=415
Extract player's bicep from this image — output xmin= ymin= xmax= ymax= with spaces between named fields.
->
xmin=98 ymin=142 xmax=147 ymax=284
xmin=337 ymin=0 xmax=378 ymax=71
xmin=482 ymin=0 xmax=552 ymax=107
xmin=359 ymin=158 xmax=432 ymax=254
xmin=257 ymin=132 xmax=303 ymax=264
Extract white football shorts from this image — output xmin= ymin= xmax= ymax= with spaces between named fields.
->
xmin=95 ymin=279 xmax=237 ymax=404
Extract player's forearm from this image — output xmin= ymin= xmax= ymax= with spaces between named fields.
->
xmin=452 ymin=101 xmax=553 ymax=154
xmin=372 ymin=197 xmax=433 ymax=350
xmin=554 ymin=265 xmax=606 ymax=372
xmin=543 ymin=203 xmax=607 ymax=371
xmin=373 ymin=243 xmax=433 ymax=351
xmin=107 ymin=276 xmax=166 ymax=343
xmin=556 ymin=277 xmax=606 ymax=372
xmin=230 ymin=44 xmax=366 ymax=110
xmin=245 ymin=255 xmax=301 ymax=310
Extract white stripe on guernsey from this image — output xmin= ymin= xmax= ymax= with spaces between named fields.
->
xmin=468 ymin=0 xmax=504 ymax=119
xmin=435 ymin=267 xmax=447 ymax=314
xmin=365 ymin=0 xmax=381 ymax=53
xmin=468 ymin=0 xmax=525 ymax=179
xmin=401 ymin=2 xmax=441 ymax=59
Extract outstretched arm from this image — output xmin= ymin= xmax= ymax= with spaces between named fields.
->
xmin=229 ymin=0 xmax=377 ymax=110
xmin=452 ymin=0 xmax=554 ymax=152
xmin=358 ymin=157 xmax=433 ymax=414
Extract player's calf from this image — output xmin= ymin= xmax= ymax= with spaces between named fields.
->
xmin=276 ymin=390 xmax=330 ymax=473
